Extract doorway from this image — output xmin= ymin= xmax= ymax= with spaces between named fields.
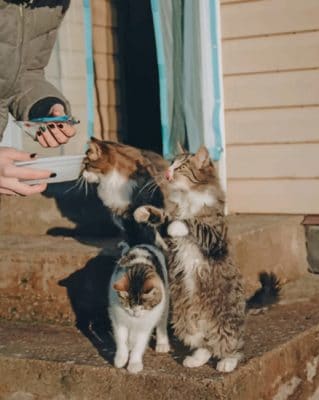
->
xmin=116 ymin=0 xmax=162 ymax=154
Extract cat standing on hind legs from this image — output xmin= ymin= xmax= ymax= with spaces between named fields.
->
xmin=134 ymin=146 xmax=246 ymax=373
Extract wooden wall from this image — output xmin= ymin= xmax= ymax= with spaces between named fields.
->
xmin=221 ymin=0 xmax=319 ymax=214
xmin=92 ymin=0 xmax=121 ymax=141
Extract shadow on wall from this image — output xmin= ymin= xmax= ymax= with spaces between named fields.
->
xmin=42 ymin=180 xmax=119 ymax=239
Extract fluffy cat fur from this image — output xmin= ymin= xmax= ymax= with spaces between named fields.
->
xmin=82 ymin=138 xmax=169 ymax=247
xmin=109 ymin=244 xmax=170 ymax=373
xmin=135 ymin=146 xmax=246 ymax=372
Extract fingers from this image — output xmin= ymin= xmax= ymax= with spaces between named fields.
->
xmin=0 ymin=147 xmax=36 ymax=162
xmin=36 ymin=123 xmax=76 ymax=148
xmin=3 ymin=165 xmax=52 ymax=180
xmin=49 ymin=103 xmax=65 ymax=116
xmin=0 ymin=187 xmax=17 ymax=195
xmin=0 ymin=177 xmax=47 ymax=196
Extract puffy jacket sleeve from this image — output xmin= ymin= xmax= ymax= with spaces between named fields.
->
xmin=9 ymin=68 xmax=71 ymax=120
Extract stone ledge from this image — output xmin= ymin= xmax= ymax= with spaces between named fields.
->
xmin=0 ymin=215 xmax=309 ymax=323
xmin=1 ymin=298 xmax=319 ymax=400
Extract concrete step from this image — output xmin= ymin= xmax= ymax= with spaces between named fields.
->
xmin=1 ymin=278 xmax=319 ymax=400
xmin=0 ymin=185 xmax=118 ymax=237
xmin=0 ymin=215 xmax=309 ymax=324
xmin=0 ymin=235 xmax=119 ymax=324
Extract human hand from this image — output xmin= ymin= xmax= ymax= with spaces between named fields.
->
xmin=0 ymin=147 xmax=53 ymax=195
xmin=36 ymin=104 xmax=77 ymax=148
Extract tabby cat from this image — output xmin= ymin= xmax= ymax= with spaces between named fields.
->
xmin=134 ymin=146 xmax=246 ymax=373
xmin=109 ymin=243 xmax=170 ymax=373
xmin=82 ymin=137 xmax=169 ymax=246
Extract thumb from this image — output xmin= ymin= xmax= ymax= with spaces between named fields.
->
xmin=49 ymin=103 xmax=65 ymax=117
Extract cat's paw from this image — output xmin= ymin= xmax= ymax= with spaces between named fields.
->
xmin=127 ymin=362 xmax=143 ymax=374
xmin=155 ymin=342 xmax=170 ymax=353
xmin=216 ymin=357 xmax=238 ymax=373
xmin=114 ymin=352 xmax=129 ymax=369
xmin=167 ymin=221 xmax=189 ymax=237
xmin=183 ymin=355 xmax=206 ymax=368
xmin=133 ymin=207 xmax=150 ymax=223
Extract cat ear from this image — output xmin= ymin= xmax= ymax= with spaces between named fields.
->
xmin=194 ymin=146 xmax=210 ymax=169
xmin=176 ymin=141 xmax=186 ymax=155
xmin=87 ymin=137 xmax=102 ymax=161
xmin=142 ymin=277 xmax=157 ymax=294
xmin=113 ymin=274 xmax=129 ymax=292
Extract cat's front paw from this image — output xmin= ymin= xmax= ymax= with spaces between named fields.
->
xmin=167 ymin=221 xmax=189 ymax=237
xmin=183 ymin=355 xmax=205 ymax=368
xmin=127 ymin=361 xmax=143 ymax=374
xmin=216 ymin=357 xmax=239 ymax=373
xmin=155 ymin=342 xmax=170 ymax=353
xmin=133 ymin=206 xmax=150 ymax=223
xmin=114 ymin=351 xmax=129 ymax=369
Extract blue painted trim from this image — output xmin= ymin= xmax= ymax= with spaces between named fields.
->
xmin=83 ymin=0 xmax=94 ymax=140
xmin=209 ymin=0 xmax=223 ymax=161
xmin=150 ymin=0 xmax=171 ymax=159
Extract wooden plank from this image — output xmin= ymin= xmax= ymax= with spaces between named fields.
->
xmin=224 ymin=70 xmax=319 ymax=110
xmin=227 ymin=144 xmax=319 ymax=179
xmin=222 ymin=31 xmax=319 ymax=75
xmin=227 ymin=179 xmax=319 ymax=214
xmin=221 ymin=0 xmax=319 ymax=39
xmin=221 ymin=0 xmax=260 ymax=4
xmin=225 ymin=107 xmax=319 ymax=145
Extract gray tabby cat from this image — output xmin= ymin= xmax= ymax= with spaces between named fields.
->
xmin=109 ymin=243 xmax=170 ymax=374
xmin=134 ymin=146 xmax=246 ymax=373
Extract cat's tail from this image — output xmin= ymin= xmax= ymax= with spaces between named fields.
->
xmin=246 ymin=272 xmax=281 ymax=311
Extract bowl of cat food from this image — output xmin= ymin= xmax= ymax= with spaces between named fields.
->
xmin=15 ymin=154 xmax=85 ymax=184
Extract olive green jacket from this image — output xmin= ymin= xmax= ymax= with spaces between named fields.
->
xmin=0 ymin=0 xmax=71 ymax=139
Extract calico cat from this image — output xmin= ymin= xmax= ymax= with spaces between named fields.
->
xmin=134 ymin=146 xmax=246 ymax=373
xmin=82 ymin=137 xmax=169 ymax=247
xmin=109 ymin=243 xmax=170 ymax=373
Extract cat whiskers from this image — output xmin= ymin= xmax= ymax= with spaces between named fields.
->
xmin=63 ymin=175 xmax=89 ymax=196
xmin=136 ymin=175 xmax=165 ymax=200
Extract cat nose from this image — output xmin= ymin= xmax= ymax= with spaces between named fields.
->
xmin=165 ymin=170 xmax=173 ymax=181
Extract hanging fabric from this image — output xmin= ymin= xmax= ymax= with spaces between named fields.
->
xmin=150 ymin=0 xmax=225 ymax=162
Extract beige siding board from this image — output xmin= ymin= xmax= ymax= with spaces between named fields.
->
xmin=92 ymin=0 xmax=117 ymax=28
xmin=221 ymin=0 xmax=319 ymax=39
xmin=93 ymin=26 xmax=108 ymax=54
xmin=225 ymin=107 xmax=319 ymax=145
xmin=59 ymin=50 xmax=86 ymax=79
xmin=61 ymin=79 xmax=87 ymax=107
xmin=222 ymin=31 xmax=319 ymax=75
xmin=227 ymin=180 xmax=319 ymax=214
xmin=227 ymin=144 xmax=319 ymax=179
xmin=224 ymin=70 xmax=319 ymax=110
xmin=221 ymin=0 xmax=263 ymax=3
xmin=64 ymin=0 xmax=83 ymax=24
xmin=58 ymin=22 xmax=85 ymax=52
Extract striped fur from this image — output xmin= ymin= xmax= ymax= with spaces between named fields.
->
xmin=135 ymin=146 xmax=246 ymax=373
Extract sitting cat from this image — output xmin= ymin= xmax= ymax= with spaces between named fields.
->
xmin=134 ymin=146 xmax=246 ymax=373
xmin=109 ymin=243 xmax=170 ymax=373
xmin=82 ymin=137 xmax=169 ymax=247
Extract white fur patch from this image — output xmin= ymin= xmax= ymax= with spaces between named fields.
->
xmin=169 ymin=188 xmax=216 ymax=218
xmin=97 ymin=170 xmax=136 ymax=211
xmin=167 ymin=221 xmax=189 ymax=237
xmin=82 ymin=170 xmax=99 ymax=183
xmin=216 ymin=357 xmax=239 ymax=373
xmin=183 ymin=348 xmax=211 ymax=368
xmin=173 ymin=240 xmax=203 ymax=296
